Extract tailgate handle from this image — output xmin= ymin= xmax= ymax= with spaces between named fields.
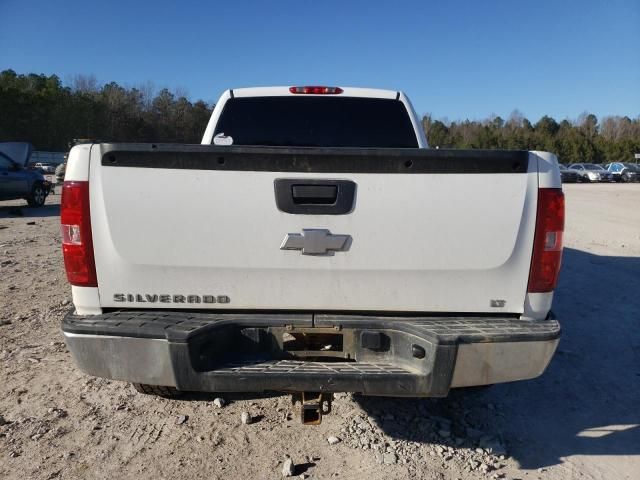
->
xmin=275 ymin=179 xmax=356 ymax=215
xmin=292 ymin=185 xmax=338 ymax=205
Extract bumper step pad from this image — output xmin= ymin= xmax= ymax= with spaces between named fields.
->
xmin=62 ymin=310 xmax=560 ymax=344
xmin=214 ymin=359 xmax=411 ymax=375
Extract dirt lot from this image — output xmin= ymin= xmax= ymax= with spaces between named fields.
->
xmin=1 ymin=184 xmax=639 ymax=480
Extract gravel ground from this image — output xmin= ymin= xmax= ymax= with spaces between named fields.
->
xmin=1 ymin=183 xmax=639 ymax=480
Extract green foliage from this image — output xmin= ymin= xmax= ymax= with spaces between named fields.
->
xmin=425 ymin=110 xmax=640 ymax=164
xmin=0 ymin=70 xmax=213 ymax=150
xmin=1 ymin=70 xmax=639 ymax=163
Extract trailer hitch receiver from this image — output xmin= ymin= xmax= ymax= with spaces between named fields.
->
xmin=292 ymin=392 xmax=333 ymax=425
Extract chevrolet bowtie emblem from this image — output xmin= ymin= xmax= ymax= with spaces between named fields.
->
xmin=280 ymin=229 xmax=352 ymax=256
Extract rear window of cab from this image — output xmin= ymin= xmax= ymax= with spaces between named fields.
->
xmin=213 ymin=96 xmax=418 ymax=148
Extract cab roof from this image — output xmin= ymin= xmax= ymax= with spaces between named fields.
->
xmin=228 ymin=86 xmax=400 ymax=100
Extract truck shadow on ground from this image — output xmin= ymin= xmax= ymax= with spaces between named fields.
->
xmin=353 ymin=247 xmax=640 ymax=471
xmin=0 ymin=203 xmax=60 ymax=218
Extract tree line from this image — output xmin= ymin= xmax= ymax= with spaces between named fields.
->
xmin=423 ymin=111 xmax=640 ymax=164
xmin=0 ymin=70 xmax=212 ymax=150
xmin=1 ymin=70 xmax=638 ymax=163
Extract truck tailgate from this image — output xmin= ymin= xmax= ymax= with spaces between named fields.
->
xmin=89 ymin=144 xmax=538 ymax=314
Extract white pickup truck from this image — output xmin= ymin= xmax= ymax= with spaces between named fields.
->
xmin=61 ymin=86 xmax=563 ymax=423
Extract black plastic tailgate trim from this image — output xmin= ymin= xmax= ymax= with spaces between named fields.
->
xmin=100 ymin=144 xmax=529 ymax=174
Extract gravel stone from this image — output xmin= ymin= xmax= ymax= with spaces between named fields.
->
xmin=213 ymin=398 xmax=226 ymax=408
xmin=241 ymin=411 xmax=252 ymax=425
xmin=175 ymin=415 xmax=188 ymax=425
xmin=282 ymin=456 xmax=295 ymax=477
xmin=48 ymin=408 xmax=67 ymax=418
xmin=327 ymin=436 xmax=341 ymax=445
xmin=383 ymin=452 xmax=398 ymax=465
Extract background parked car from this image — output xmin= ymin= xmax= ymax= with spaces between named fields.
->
xmin=53 ymin=159 xmax=67 ymax=194
xmin=591 ymin=164 xmax=614 ymax=182
xmin=54 ymin=160 xmax=66 ymax=183
xmin=605 ymin=162 xmax=639 ymax=182
xmin=569 ymin=163 xmax=612 ymax=182
xmin=559 ymin=163 xmax=579 ymax=183
xmin=0 ymin=143 xmax=51 ymax=207
xmin=569 ymin=163 xmax=601 ymax=182
xmin=33 ymin=162 xmax=56 ymax=173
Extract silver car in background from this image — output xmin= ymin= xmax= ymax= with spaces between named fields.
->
xmin=569 ymin=163 xmax=612 ymax=183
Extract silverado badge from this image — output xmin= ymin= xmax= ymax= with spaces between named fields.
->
xmin=113 ymin=294 xmax=230 ymax=304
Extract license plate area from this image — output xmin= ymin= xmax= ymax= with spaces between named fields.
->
xmin=188 ymin=326 xmax=356 ymax=372
xmin=278 ymin=327 xmax=351 ymax=359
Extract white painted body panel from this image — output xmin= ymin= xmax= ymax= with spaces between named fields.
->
xmin=87 ymin=144 xmax=539 ymax=314
xmin=71 ymin=286 xmax=101 ymax=315
xmin=65 ymin=144 xmax=92 ymax=181
xmin=65 ymin=89 xmax=560 ymax=320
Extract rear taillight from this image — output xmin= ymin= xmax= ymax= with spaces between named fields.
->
xmin=528 ymin=188 xmax=564 ymax=293
xmin=61 ymin=181 xmax=97 ymax=287
xmin=289 ymin=86 xmax=343 ymax=94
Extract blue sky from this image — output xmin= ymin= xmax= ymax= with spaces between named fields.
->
xmin=1 ymin=0 xmax=638 ymax=122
